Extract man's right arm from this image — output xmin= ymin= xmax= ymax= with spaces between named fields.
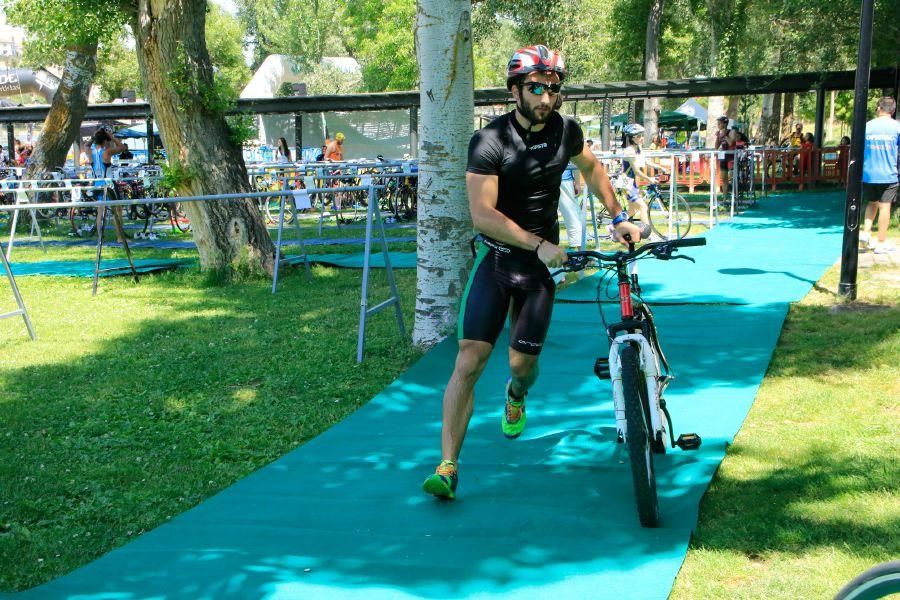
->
xmin=467 ymin=172 xmax=566 ymax=267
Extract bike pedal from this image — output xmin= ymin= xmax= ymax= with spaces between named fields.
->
xmin=675 ymin=433 xmax=702 ymax=450
xmin=594 ymin=357 xmax=611 ymax=380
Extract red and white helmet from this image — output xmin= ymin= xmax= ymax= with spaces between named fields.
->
xmin=506 ymin=45 xmax=566 ymax=89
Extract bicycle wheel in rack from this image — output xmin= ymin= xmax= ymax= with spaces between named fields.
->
xmin=648 ymin=191 xmax=692 ymax=240
xmin=168 ymin=202 xmax=191 ymax=232
xmin=620 ymin=343 xmax=660 ymax=528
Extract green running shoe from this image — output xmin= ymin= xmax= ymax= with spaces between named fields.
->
xmin=423 ymin=460 xmax=458 ymax=500
xmin=501 ymin=379 xmax=527 ymax=439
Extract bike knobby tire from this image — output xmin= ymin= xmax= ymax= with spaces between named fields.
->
xmin=620 ymin=344 xmax=660 ymax=527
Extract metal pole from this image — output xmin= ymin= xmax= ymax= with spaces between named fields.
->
xmin=271 ymin=180 xmax=288 ymax=294
xmin=731 ymin=150 xmax=737 ymax=218
xmin=838 ymin=0 xmax=875 ymax=300
xmin=668 ymin=154 xmax=676 ymax=237
xmin=0 ymin=246 xmax=36 ymax=340
xmin=294 ymin=112 xmax=303 ymax=160
xmin=145 ymin=116 xmax=154 ymax=164
xmin=814 ymin=86 xmax=826 ymax=148
xmin=409 ymin=108 xmax=418 ymax=158
xmin=357 ymin=188 xmax=376 ymax=363
xmin=601 ymin=98 xmax=612 ymax=151
xmin=709 ymin=154 xmax=716 ymax=228
xmin=6 ymin=123 xmax=14 ymax=160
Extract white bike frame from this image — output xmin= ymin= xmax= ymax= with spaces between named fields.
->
xmin=607 ymin=261 xmax=671 ymax=447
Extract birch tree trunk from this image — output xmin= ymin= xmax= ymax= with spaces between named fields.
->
xmin=413 ymin=1 xmax=474 ymax=349
xmin=780 ymin=93 xmax=795 ymax=142
xmin=133 ymin=0 xmax=274 ymax=277
xmin=758 ymin=93 xmax=775 ymax=143
xmin=643 ymin=0 xmax=665 ymax=144
xmin=25 ymin=43 xmax=97 ymax=180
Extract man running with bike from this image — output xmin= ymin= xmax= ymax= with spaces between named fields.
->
xmin=423 ymin=45 xmax=641 ymax=500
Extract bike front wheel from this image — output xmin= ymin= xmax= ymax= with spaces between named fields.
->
xmin=620 ymin=344 xmax=660 ymax=527
xmin=648 ymin=192 xmax=692 ymax=240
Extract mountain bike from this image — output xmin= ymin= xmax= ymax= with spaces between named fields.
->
xmin=554 ymin=236 xmax=706 ymax=527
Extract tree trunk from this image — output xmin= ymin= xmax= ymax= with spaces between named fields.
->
xmin=413 ymin=0 xmax=474 ymax=349
xmin=726 ymin=96 xmax=739 ymax=120
xmin=780 ymin=93 xmax=795 ymax=142
xmin=768 ymin=93 xmax=782 ymax=145
xmin=133 ymin=0 xmax=274 ymax=276
xmin=643 ymin=0 xmax=664 ymax=145
xmin=758 ymin=93 xmax=774 ymax=144
xmin=25 ymin=43 xmax=97 ymax=180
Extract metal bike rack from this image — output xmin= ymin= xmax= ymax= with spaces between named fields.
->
xmin=0 ymin=245 xmax=36 ymax=340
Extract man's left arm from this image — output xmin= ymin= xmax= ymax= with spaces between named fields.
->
xmin=571 ymin=148 xmax=642 ymax=242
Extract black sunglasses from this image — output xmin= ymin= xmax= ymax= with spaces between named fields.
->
xmin=523 ymin=82 xmax=562 ymax=96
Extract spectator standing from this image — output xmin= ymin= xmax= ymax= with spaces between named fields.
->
xmin=789 ymin=123 xmax=804 ymax=148
xmin=714 ymin=115 xmax=730 ymax=194
xmin=276 ymin=137 xmax=292 ymax=162
xmin=799 ymin=132 xmax=814 ymax=183
xmin=0 ymin=145 xmax=7 ymax=165
xmin=325 ymin=132 xmax=345 ymax=162
xmin=860 ymin=97 xmax=900 ymax=254
xmin=838 ymin=135 xmax=851 ymax=185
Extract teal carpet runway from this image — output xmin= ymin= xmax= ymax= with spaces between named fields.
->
xmin=13 ymin=192 xmax=844 ymax=599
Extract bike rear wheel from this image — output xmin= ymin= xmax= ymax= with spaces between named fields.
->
xmin=620 ymin=344 xmax=660 ymax=527
xmin=648 ymin=192 xmax=692 ymax=240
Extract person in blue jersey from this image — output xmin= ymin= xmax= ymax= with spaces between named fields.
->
xmin=860 ymin=97 xmax=900 ymax=254
xmin=91 ymin=126 xmax=127 ymax=179
xmin=91 ymin=126 xmax=129 ymax=242
xmin=422 ymin=45 xmax=641 ymax=500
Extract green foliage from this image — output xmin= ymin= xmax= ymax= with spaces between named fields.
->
xmin=205 ymin=4 xmax=251 ymax=96
xmin=236 ymin=0 xmax=345 ymax=71
xmin=157 ymin=161 xmax=194 ymax=194
xmin=225 ymin=113 xmax=259 ymax=147
xmin=343 ymin=0 xmax=416 ymax=91
xmin=94 ymin=34 xmax=142 ymax=102
xmin=3 ymin=0 xmax=124 ymax=65
xmin=303 ymin=62 xmax=362 ymax=95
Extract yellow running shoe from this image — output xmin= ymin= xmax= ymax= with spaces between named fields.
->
xmin=501 ymin=379 xmax=527 ymax=439
xmin=422 ymin=460 xmax=458 ymax=500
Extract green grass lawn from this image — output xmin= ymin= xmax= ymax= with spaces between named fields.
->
xmin=1 ymin=208 xmax=897 ymax=596
xmin=0 ymin=249 xmax=421 ymax=591
xmin=672 ymin=245 xmax=900 ymax=599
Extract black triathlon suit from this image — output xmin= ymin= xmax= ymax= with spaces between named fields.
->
xmin=459 ymin=110 xmax=584 ymax=355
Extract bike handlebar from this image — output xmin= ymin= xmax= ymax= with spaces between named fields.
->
xmin=556 ymin=237 xmax=707 ymax=274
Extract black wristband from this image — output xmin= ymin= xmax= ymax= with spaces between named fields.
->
xmin=534 ymin=239 xmax=545 ymax=253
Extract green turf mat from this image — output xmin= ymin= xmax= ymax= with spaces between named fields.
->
xmin=557 ymin=192 xmax=844 ymax=304
xmin=9 ymin=258 xmax=193 ymax=277
xmin=16 ymin=302 xmax=789 ymax=599
xmin=285 ymin=251 xmax=416 ymax=269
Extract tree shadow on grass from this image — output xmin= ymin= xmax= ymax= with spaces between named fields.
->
xmin=690 ymin=443 xmax=900 ymax=560
xmin=0 ymin=267 xmax=419 ymax=593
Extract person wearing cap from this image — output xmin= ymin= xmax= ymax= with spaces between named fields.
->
xmin=422 ymin=44 xmax=641 ymax=501
xmin=325 ymin=132 xmax=345 ymax=162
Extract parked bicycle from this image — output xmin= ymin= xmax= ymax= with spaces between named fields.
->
xmin=606 ymin=171 xmax=692 ymax=240
xmin=553 ymin=235 xmax=706 ymax=527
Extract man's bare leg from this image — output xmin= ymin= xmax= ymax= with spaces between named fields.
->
xmin=440 ymin=339 xmax=493 ymax=462
xmin=862 ymin=201 xmax=878 ymax=241
xmin=508 ymin=347 xmax=539 ymax=398
xmin=876 ymin=201 xmax=892 ymax=244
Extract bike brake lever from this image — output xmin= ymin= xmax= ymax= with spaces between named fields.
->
xmin=671 ymin=254 xmax=695 ymax=263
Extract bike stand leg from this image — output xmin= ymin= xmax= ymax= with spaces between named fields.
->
xmin=112 ymin=207 xmax=139 ymax=283
xmin=1 ymin=247 xmax=36 ymax=340
xmin=92 ymin=206 xmax=108 ymax=296
xmin=291 ymin=204 xmax=312 ymax=282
